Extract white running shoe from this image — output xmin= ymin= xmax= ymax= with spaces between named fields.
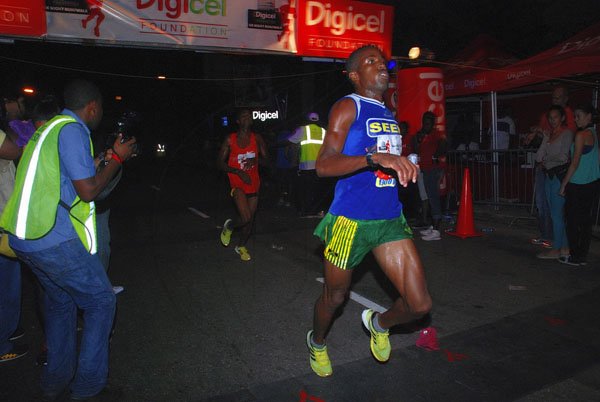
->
xmin=419 ymin=226 xmax=434 ymax=236
xmin=421 ymin=229 xmax=441 ymax=241
xmin=112 ymin=286 xmax=125 ymax=295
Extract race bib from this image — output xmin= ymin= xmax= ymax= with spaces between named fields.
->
xmin=237 ymin=151 xmax=256 ymax=171
xmin=365 ymin=118 xmax=402 ymax=187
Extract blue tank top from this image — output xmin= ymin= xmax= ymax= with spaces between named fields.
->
xmin=570 ymin=127 xmax=600 ymax=185
xmin=328 ymin=94 xmax=403 ymax=220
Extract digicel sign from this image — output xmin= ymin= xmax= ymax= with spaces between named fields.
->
xmin=0 ymin=0 xmax=46 ymax=37
xmin=295 ymin=0 xmax=393 ymax=58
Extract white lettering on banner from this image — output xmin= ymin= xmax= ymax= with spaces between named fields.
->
xmin=419 ymin=72 xmax=443 ymax=80
xmin=463 ymin=78 xmax=486 ymax=89
xmin=420 ymin=73 xmax=445 ymax=132
xmin=252 ymin=110 xmax=279 ymax=121
xmin=506 ymin=70 xmax=531 ymax=80
xmin=0 ymin=8 xmax=30 ymax=25
xmin=307 ymin=37 xmax=378 ymax=53
xmin=557 ymin=35 xmax=600 ymax=55
xmin=140 ymin=20 xmax=227 ymax=37
xmin=305 ymin=1 xmax=384 ymax=36
xmin=254 ymin=11 xmax=277 ymax=19
xmin=427 ymin=80 xmax=444 ymax=102
xmin=137 ymin=0 xmax=227 ymax=20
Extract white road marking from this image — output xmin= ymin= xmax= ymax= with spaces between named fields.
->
xmin=188 ymin=207 xmax=210 ymax=218
xmin=316 ymin=277 xmax=386 ymax=313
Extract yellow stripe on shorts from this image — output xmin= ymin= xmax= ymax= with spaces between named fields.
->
xmin=326 ymin=216 xmax=358 ymax=270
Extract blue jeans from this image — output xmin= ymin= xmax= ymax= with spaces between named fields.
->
xmin=15 ymin=239 xmax=116 ymax=399
xmin=545 ymin=174 xmax=568 ymax=250
xmin=0 ymin=255 xmax=21 ymax=354
xmin=534 ymin=167 xmax=553 ymax=240
xmin=423 ymin=168 xmax=444 ymax=221
xmin=96 ymin=210 xmax=111 ymax=271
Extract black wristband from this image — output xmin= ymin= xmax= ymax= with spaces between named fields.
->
xmin=366 ymin=152 xmax=375 ymax=168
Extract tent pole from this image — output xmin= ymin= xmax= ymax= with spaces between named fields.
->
xmin=491 ymin=91 xmax=499 ymax=209
xmin=594 ymin=84 xmax=599 ymax=230
xmin=479 ymin=96 xmax=483 ymax=144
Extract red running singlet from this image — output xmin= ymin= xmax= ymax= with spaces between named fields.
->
xmin=227 ymin=132 xmax=260 ymax=194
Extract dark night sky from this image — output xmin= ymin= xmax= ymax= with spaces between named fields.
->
xmin=390 ymin=0 xmax=600 ymax=60
xmin=1 ymin=0 xmax=599 ymax=148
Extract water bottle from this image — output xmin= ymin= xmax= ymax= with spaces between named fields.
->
xmin=408 ymin=153 xmax=419 ymax=165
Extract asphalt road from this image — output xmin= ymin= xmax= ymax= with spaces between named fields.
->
xmin=2 ymin=158 xmax=600 ymax=401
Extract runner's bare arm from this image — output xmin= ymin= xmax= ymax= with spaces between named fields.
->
xmin=316 ymin=98 xmax=418 ymax=186
xmin=315 ymin=98 xmax=366 ymax=177
xmin=256 ymin=133 xmax=269 ymax=166
xmin=217 ymin=136 xmax=235 ymax=173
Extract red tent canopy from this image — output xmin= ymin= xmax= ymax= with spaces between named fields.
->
xmin=443 ymin=34 xmax=520 ymax=97
xmin=495 ymin=21 xmax=600 ymax=91
xmin=445 ymin=22 xmax=600 ymax=97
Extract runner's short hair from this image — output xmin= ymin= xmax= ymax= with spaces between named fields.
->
xmin=345 ymin=45 xmax=381 ymax=73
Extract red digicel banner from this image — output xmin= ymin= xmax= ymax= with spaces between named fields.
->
xmin=295 ymin=0 xmax=394 ymax=58
xmin=0 ymin=0 xmax=46 ymax=37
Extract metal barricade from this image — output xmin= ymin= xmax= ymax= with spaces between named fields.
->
xmin=446 ymin=149 xmax=600 ymax=232
xmin=447 ymin=149 xmax=537 ymax=207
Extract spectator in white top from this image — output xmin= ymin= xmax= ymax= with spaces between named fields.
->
xmin=489 ymin=106 xmax=516 ymax=150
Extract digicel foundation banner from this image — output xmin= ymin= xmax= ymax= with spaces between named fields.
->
xmin=0 ymin=0 xmax=46 ymax=37
xmin=44 ymin=0 xmax=298 ymax=53
xmin=41 ymin=0 xmax=393 ymax=57
xmin=295 ymin=0 xmax=393 ymax=58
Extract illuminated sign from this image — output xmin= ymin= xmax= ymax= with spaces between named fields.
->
xmin=0 ymin=0 xmax=46 ymax=37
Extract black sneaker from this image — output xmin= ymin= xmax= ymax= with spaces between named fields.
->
xmin=0 ymin=344 xmax=28 ymax=363
xmin=9 ymin=326 xmax=25 ymax=341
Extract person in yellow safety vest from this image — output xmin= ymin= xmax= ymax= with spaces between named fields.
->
xmin=287 ymin=112 xmax=332 ymax=217
xmin=0 ymin=80 xmax=136 ymax=400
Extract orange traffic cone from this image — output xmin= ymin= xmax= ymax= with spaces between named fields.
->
xmin=447 ymin=168 xmax=482 ymax=239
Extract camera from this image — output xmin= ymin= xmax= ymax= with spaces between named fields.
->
xmin=106 ymin=110 xmax=141 ymax=155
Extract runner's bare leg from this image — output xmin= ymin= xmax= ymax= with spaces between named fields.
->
xmin=371 ymin=239 xmax=432 ymax=329
xmin=312 ymin=260 xmax=353 ymax=344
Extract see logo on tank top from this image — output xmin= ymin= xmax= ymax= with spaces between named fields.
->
xmin=366 ymin=118 xmax=401 ymax=187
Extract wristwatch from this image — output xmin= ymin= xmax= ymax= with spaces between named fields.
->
xmin=366 ymin=152 xmax=375 ymax=168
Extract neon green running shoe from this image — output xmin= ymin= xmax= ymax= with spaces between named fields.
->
xmin=220 ymin=219 xmax=232 ymax=246
xmin=235 ymin=246 xmax=251 ymax=261
xmin=306 ymin=330 xmax=332 ymax=377
xmin=361 ymin=309 xmax=390 ymax=362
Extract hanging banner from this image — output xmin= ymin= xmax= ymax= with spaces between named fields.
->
xmin=0 ymin=0 xmax=46 ymax=37
xmin=295 ymin=0 xmax=393 ymax=58
xmin=42 ymin=1 xmax=392 ymax=58
xmin=44 ymin=0 xmax=298 ymax=53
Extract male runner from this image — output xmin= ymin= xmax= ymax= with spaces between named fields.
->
xmin=306 ymin=45 xmax=432 ymax=377
xmin=218 ymin=109 xmax=267 ymax=261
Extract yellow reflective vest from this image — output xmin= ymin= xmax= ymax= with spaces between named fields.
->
xmin=0 ymin=115 xmax=97 ymax=254
xmin=299 ymin=123 xmax=326 ymax=170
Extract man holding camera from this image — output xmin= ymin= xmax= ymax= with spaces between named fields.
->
xmin=0 ymin=79 xmax=135 ymax=400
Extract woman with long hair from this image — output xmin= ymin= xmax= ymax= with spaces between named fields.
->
xmin=535 ymin=105 xmax=573 ymax=260
xmin=559 ymin=104 xmax=600 ymax=266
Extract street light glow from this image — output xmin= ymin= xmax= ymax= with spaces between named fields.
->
xmin=408 ymin=47 xmax=421 ymax=60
